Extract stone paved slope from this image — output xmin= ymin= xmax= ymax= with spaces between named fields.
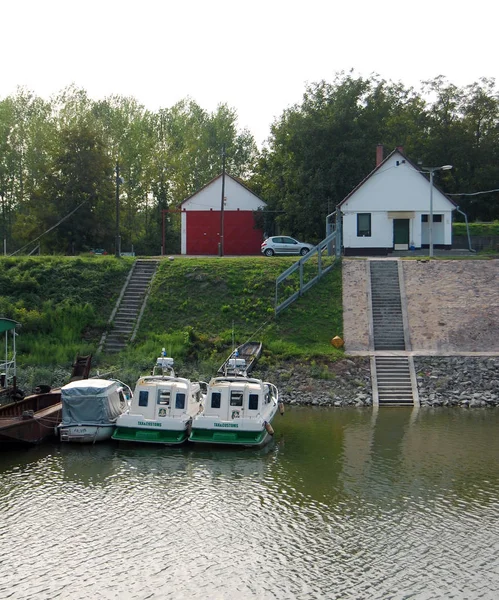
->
xmin=402 ymin=259 xmax=499 ymax=352
xmin=342 ymin=260 xmax=370 ymax=352
xmin=343 ymin=258 xmax=499 ymax=354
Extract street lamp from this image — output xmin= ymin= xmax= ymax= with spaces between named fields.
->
xmin=219 ymin=144 xmax=226 ymax=257
xmin=115 ymin=162 xmax=124 ymax=258
xmin=422 ymin=165 xmax=453 ymax=257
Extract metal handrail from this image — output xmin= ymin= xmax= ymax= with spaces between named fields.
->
xmin=275 ymin=219 xmax=342 ymax=314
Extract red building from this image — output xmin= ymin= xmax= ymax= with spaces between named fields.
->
xmin=180 ymin=174 xmax=267 ymax=255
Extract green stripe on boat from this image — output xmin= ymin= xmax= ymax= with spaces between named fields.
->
xmin=189 ymin=428 xmax=267 ymax=445
xmin=112 ymin=427 xmax=187 ymax=444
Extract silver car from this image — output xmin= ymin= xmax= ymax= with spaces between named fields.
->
xmin=261 ymin=236 xmax=314 ymax=256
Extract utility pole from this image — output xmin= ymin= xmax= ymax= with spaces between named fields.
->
xmin=115 ymin=162 xmax=121 ymax=258
xmin=219 ymin=144 xmax=226 ymax=257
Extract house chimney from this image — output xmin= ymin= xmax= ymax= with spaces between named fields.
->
xmin=376 ymin=144 xmax=384 ymax=167
xmin=396 ymin=145 xmax=404 ymax=154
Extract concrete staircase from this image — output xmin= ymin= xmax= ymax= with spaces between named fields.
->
xmin=374 ymin=356 xmax=416 ymax=406
xmin=369 ymin=260 xmax=418 ymax=407
xmin=100 ymin=259 xmax=159 ymax=354
xmin=370 ymin=261 xmax=405 ymax=350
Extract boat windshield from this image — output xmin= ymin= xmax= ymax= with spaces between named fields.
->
xmin=230 ymin=391 xmax=243 ymax=407
xmin=158 ymin=390 xmax=171 ymax=405
xmin=249 ymin=394 xmax=259 ymax=410
xmin=175 ymin=393 xmax=186 ymax=409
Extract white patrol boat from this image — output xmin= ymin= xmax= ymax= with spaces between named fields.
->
xmin=57 ymin=378 xmax=132 ymax=443
xmin=189 ymin=362 xmax=281 ymax=447
xmin=112 ymin=354 xmax=207 ymax=445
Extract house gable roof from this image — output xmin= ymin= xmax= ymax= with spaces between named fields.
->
xmin=338 ymin=148 xmax=457 ymax=209
xmin=180 ymin=173 xmax=266 ymax=209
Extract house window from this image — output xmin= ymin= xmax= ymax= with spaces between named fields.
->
xmin=357 ymin=213 xmax=371 ymax=237
xmin=422 ymin=214 xmax=442 ymax=223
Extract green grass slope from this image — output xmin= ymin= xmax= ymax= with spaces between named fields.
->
xmin=1 ymin=256 xmax=343 ymax=389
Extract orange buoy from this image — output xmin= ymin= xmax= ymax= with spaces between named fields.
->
xmin=278 ymin=402 xmax=285 ymax=415
xmin=331 ymin=335 xmax=344 ymax=348
xmin=264 ymin=421 xmax=274 ymax=436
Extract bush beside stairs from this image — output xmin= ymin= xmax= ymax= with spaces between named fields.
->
xmin=99 ymin=259 xmax=159 ymax=354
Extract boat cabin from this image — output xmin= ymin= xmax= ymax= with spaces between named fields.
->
xmin=206 ymin=377 xmax=275 ymax=421
xmin=133 ymin=376 xmax=204 ymax=420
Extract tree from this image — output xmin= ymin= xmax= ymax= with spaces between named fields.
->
xmin=254 ymin=72 xmax=427 ymax=241
xmin=24 ymin=121 xmax=115 ymax=254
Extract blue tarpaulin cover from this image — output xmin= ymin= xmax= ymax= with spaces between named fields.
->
xmin=61 ymin=379 xmax=123 ymax=425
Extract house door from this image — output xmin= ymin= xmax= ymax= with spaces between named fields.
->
xmin=393 ymin=219 xmax=410 ymax=250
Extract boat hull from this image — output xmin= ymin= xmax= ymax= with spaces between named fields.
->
xmin=59 ymin=424 xmax=116 ymax=443
xmin=0 ymin=392 xmax=62 ymax=445
xmin=112 ymin=425 xmax=189 ymax=445
xmin=189 ymin=426 xmax=272 ymax=447
xmin=112 ymin=414 xmax=192 ymax=445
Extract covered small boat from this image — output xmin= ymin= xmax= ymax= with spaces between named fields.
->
xmin=189 ymin=375 xmax=280 ymax=447
xmin=112 ymin=355 xmax=207 ymax=445
xmin=57 ymin=378 xmax=132 ymax=443
xmin=218 ymin=341 xmax=262 ymax=376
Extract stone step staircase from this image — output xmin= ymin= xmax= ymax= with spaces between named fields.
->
xmin=373 ymin=356 xmax=417 ymax=406
xmin=369 ymin=260 xmax=418 ymax=407
xmin=370 ymin=261 xmax=405 ymax=350
xmin=100 ymin=259 xmax=159 ymax=354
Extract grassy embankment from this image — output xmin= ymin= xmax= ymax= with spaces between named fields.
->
xmin=0 ymin=255 xmax=343 ymax=391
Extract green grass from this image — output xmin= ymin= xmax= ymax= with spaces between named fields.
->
xmin=1 ymin=255 xmax=344 ymax=389
xmin=0 ymin=256 xmax=132 ymax=377
xmin=128 ymin=256 xmax=344 ymax=378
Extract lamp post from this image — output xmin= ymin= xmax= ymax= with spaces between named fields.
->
xmin=115 ymin=162 xmax=122 ymax=258
xmin=422 ymin=164 xmax=452 ymax=257
xmin=219 ymin=144 xmax=226 ymax=257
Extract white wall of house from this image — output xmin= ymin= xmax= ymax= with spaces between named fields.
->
xmin=341 ymin=153 xmax=455 ymax=250
xmin=182 ymin=175 xmax=266 ymax=211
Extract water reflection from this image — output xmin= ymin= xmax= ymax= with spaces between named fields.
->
xmin=1 ymin=407 xmax=499 ymax=599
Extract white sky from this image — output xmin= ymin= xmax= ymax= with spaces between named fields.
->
xmin=2 ymin=0 xmax=497 ymax=148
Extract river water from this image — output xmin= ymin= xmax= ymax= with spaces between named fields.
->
xmin=1 ymin=407 xmax=499 ymax=600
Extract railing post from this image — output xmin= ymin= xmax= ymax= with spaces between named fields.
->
xmin=335 ymin=207 xmax=342 ymax=259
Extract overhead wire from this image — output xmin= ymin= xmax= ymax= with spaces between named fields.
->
xmin=9 ymin=201 xmax=87 ymax=257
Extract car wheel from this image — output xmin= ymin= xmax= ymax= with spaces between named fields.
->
xmin=300 ymin=247 xmax=309 ymax=256
xmin=264 ymin=248 xmax=275 ymax=257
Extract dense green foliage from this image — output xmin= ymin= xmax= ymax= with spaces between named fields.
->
xmin=0 ymin=88 xmax=258 ymax=256
xmin=2 ymin=73 xmax=499 ymax=255
xmin=0 ymin=256 xmax=343 ymax=390
xmin=251 ymin=73 xmax=499 ymax=242
xmin=0 ymin=256 xmax=131 ymax=369
xmin=453 ymin=221 xmax=499 ymax=236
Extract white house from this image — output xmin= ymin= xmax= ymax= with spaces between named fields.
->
xmin=180 ymin=174 xmax=266 ymax=255
xmin=338 ymin=147 xmax=457 ymax=256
